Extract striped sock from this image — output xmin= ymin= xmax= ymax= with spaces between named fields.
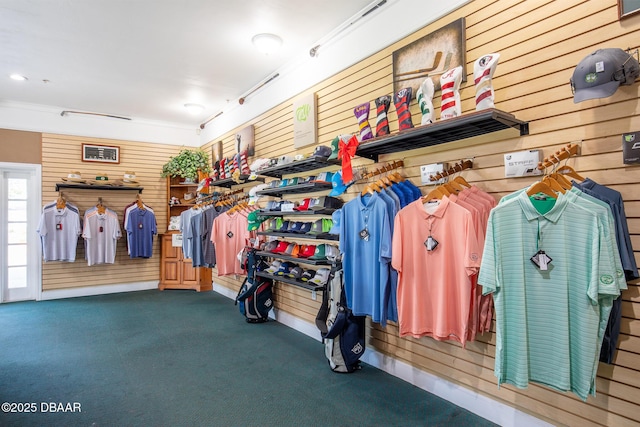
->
xmin=474 ymin=54 xmax=500 ymax=111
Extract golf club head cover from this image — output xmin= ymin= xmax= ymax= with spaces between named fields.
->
xmin=224 ymin=157 xmax=232 ymax=179
xmin=354 ymin=102 xmax=373 ymax=141
xmin=239 ymin=150 xmax=250 ymax=175
xmin=394 ymin=87 xmax=414 ymax=131
xmin=440 ymin=66 xmax=463 ymax=120
xmin=212 ymin=161 xmax=220 ymax=181
xmin=416 ymin=77 xmax=435 ymax=125
xmin=218 ymin=158 xmax=226 ymax=179
xmin=231 ymin=153 xmax=239 ymax=173
xmin=474 ymin=53 xmax=500 ymax=111
xmin=375 ymin=95 xmax=391 ymax=137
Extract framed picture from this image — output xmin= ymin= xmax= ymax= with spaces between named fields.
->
xmin=235 ymin=125 xmax=255 ymax=156
xmin=293 ymin=92 xmax=317 ymax=149
xmin=82 ymin=143 xmax=120 ymax=164
xmin=619 ymin=0 xmax=640 ymax=19
xmin=212 ymin=141 xmax=223 ymax=164
xmin=393 ymin=18 xmax=466 ymax=95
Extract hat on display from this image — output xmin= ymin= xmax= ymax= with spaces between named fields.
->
xmin=311 ymin=172 xmax=334 ymax=184
xmin=265 ymin=218 xmax=283 ymax=232
xmin=248 ymin=183 xmax=270 ymax=205
xmin=570 ymin=48 xmax=640 ymax=103
xmin=284 ymin=243 xmax=299 ymax=256
xmin=277 ymin=155 xmax=294 ymax=166
xmin=299 ymin=222 xmax=312 ymax=234
xmin=276 ymin=261 xmax=297 ymax=276
xmin=309 ymin=244 xmax=339 ymax=260
xmin=287 ymin=266 xmax=304 ymax=279
xmin=298 ymin=244 xmax=317 ymax=258
xmin=272 ymin=241 xmax=290 ymax=254
xmin=263 ymin=240 xmax=279 ymax=252
xmin=89 ymin=172 xmax=109 ymax=185
xmin=312 ymin=145 xmax=333 ymax=159
xmin=264 ymin=260 xmax=282 ymax=274
xmin=62 ymin=171 xmax=86 ymax=183
xmin=310 ymin=196 xmax=343 ymax=211
xmin=122 ymin=171 xmax=139 ymax=184
xmin=247 ymin=211 xmax=268 ymax=231
xmin=265 ymin=201 xmax=282 ymax=211
xmin=328 ymin=136 xmax=340 ymax=160
xmin=308 ymin=218 xmax=333 ymax=235
xmin=329 ymin=170 xmax=356 ymax=197
xmin=329 ymin=209 xmax=342 ymax=235
xmin=301 ymin=269 xmax=316 ymax=282
xmin=276 ymin=220 xmax=290 ymax=232
xmin=288 ymin=221 xmax=303 ymax=233
xmin=294 ymin=198 xmax=313 ymax=211
xmin=249 ymin=158 xmax=273 ymax=173
xmin=309 ymin=268 xmax=331 ymax=285
xmin=269 ymin=179 xmax=281 ymax=189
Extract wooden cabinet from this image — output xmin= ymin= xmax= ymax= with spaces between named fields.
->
xmin=159 ymin=233 xmax=212 ymax=292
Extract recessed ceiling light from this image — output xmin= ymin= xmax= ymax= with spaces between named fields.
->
xmin=10 ymin=74 xmax=28 ymax=81
xmin=252 ymin=33 xmax=283 ymax=54
xmin=184 ymin=103 xmax=205 ymax=115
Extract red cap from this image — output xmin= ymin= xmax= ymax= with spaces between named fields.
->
xmin=298 ymin=244 xmax=317 ymax=258
xmin=272 ymin=241 xmax=290 ymax=254
xmin=294 ymin=198 xmax=312 ymax=211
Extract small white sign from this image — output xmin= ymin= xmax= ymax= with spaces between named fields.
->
xmin=504 ymin=150 xmax=542 ymax=177
xmin=281 ymin=202 xmax=296 ymax=212
xmin=172 ymin=233 xmax=183 ymax=247
xmin=420 ymin=163 xmax=446 ymax=185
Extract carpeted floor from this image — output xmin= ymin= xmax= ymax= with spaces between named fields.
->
xmin=0 ymin=290 xmax=496 ymax=427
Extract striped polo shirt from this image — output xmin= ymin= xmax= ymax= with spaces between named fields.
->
xmin=478 ymin=191 xmax=621 ymax=401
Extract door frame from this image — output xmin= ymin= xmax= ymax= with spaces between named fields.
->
xmin=0 ymin=162 xmax=42 ymax=302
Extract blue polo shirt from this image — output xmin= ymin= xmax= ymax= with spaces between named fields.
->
xmin=340 ymin=193 xmax=392 ymax=323
xmin=126 ymin=208 xmax=157 ymax=258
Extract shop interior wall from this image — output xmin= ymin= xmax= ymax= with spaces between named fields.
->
xmin=202 ymin=0 xmax=640 ymax=425
xmin=0 ymin=128 xmax=42 ymax=164
xmin=41 ymin=133 xmax=181 ymax=290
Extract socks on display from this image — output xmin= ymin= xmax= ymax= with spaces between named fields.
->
xmin=416 ymin=77 xmax=435 ymax=125
xmin=440 ymin=66 xmax=463 ymax=120
xmin=375 ymin=95 xmax=391 ymax=137
xmin=231 ymin=153 xmax=239 ymax=173
xmin=224 ymin=156 xmax=232 ymax=178
xmin=474 ymin=53 xmax=500 ymax=111
xmin=354 ymin=102 xmax=373 ymax=141
xmin=394 ymin=88 xmax=414 ymax=131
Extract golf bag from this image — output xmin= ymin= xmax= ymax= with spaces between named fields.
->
xmin=235 ymin=247 xmax=273 ymax=323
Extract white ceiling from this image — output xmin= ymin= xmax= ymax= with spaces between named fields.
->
xmin=0 ymin=0 xmax=378 ymax=128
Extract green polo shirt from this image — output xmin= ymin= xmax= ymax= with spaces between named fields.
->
xmin=479 ymin=191 xmax=620 ymax=401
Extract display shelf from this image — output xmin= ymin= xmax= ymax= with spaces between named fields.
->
xmin=256 ymin=155 xmax=341 ymax=179
xmin=256 ymin=251 xmax=334 ymax=266
xmin=255 ymin=182 xmax=332 ymax=198
xmin=210 ymin=175 xmax=264 ymax=188
xmin=355 ymin=108 xmax=529 ymax=161
xmin=256 ymin=271 xmax=325 ymax=292
xmin=55 ymin=183 xmax=143 ymax=193
xmin=257 ymin=208 xmax=337 ymax=216
xmin=258 ymin=231 xmax=339 ymax=241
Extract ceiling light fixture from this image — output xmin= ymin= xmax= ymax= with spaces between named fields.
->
xmin=10 ymin=74 xmax=28 ymax=81
xmin=184 ymin=103 xmax=205 ymax=115
xmin=252 ymin=33 xmax=283 ymax=54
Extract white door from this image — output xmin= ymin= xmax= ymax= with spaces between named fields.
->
xmin=0 ymin=163 xmax=41 ymax=302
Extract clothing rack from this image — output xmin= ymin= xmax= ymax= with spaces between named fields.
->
xmin=536 ymin=143 xmax=580 ymax=170
xmin=361 ymin=160 xmax=404 ymax=180
xmin=429 ymin=159 xmax=473 ymax=181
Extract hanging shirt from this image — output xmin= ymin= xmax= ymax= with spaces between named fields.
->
xmin=125 ymin=207 xmax=157 ymax=258
xmin=180 ymin=209 xmax=195 ymax=259
xmin=37 ymin=202 xmax=82 ymax=262
xmin=340 ymin=193 xmax=392 ymax=323
xmin=190 ymin=210 xmax=206 ymax=267
xmin=377 ymin=189 xmax=400 ymax=325
xmin=478 ymin=191 xmax=622 ymax=401
xmin=201 ymin=205 xmax=226 ymax=268
xmin=123 ymin=202 xmax=155 ymax=255
xmin=83 ymin=208 xmax=121 ymax=266
xmin=392 ymin=197 xmax=481 ymax=346
xmin=211 ymin=212 xmax=250 ymax=276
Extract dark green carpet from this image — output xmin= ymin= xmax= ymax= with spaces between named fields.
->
xmin=0 ymin=290 xmax=496 ymax=427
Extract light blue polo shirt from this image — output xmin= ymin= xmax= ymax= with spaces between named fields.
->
xmin=340 ymin=193 xmax=392 ymax=323
xmin=479 ymin=191 xmax=620 ymax=401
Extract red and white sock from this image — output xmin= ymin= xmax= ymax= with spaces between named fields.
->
xmin=440 ymin=66 xmax=463 ymax=120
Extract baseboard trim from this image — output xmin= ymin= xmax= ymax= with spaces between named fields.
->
xmin=212 ymin=282 xmax=549 ymax=427
xmin=40 ymin=281 xmax=159 ymax=300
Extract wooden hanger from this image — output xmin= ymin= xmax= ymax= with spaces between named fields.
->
xmin=526 ymin=181 xmax=557 ymax=198
xmin=422 ymin=186 xmax=446 ymax=203
xmin=542 ymin=176 xmax=565 ymax=194
xmin=56 ymin=192 xmax=66 ymax=209
xmin=548 ymin=172 xmax=572 ymax=189
xmin=96 ymin=197 xmax=106 ymax=214
xmin=136 ymin=194 xmax=145 ymax=210
xmin=556 ymin=164 xmax=584 ymax=181
xmin=452 ymin=175 xmax=471 ymax=188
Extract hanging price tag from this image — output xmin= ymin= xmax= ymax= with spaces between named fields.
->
xmin=530 ymin=250 xmax=552 ymax=271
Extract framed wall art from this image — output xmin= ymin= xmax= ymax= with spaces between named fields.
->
xmin=82 ymin=143 xmax=120 ymax=164
xmin=293 ymin=92 xmax=317 ymax=149
xmin=235 ymin=125 xmax=255 ymax=156
xmin=392 ymin=17 xmax=466 ymax=95
xmin=618 ymin=0 xmax=640 ymax=19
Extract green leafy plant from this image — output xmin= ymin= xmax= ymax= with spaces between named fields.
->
xmin=161 ymin=148 xmax=212 ymax=181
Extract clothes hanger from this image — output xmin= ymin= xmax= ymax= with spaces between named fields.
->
xmin=526 ymin=181 xmax=557 ymax=198
xmin=136 ymin=194 xmax=145 ymax=210
xmin=96 ymin=197 xmax=106 ymax=214
xmin=422 ymin=186 xmax=446 ymax=203
xmin=555 ymin=147 xmax=585 ymax=181
xmin=56 ymin=192 xmax=66 ymax=209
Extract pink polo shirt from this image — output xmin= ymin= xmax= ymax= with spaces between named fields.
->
xmin=392 ymin=197 xmax=481 ymax=346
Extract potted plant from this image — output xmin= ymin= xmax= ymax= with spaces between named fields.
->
xmin=161 ymin=148 xmax=212 ymax=182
